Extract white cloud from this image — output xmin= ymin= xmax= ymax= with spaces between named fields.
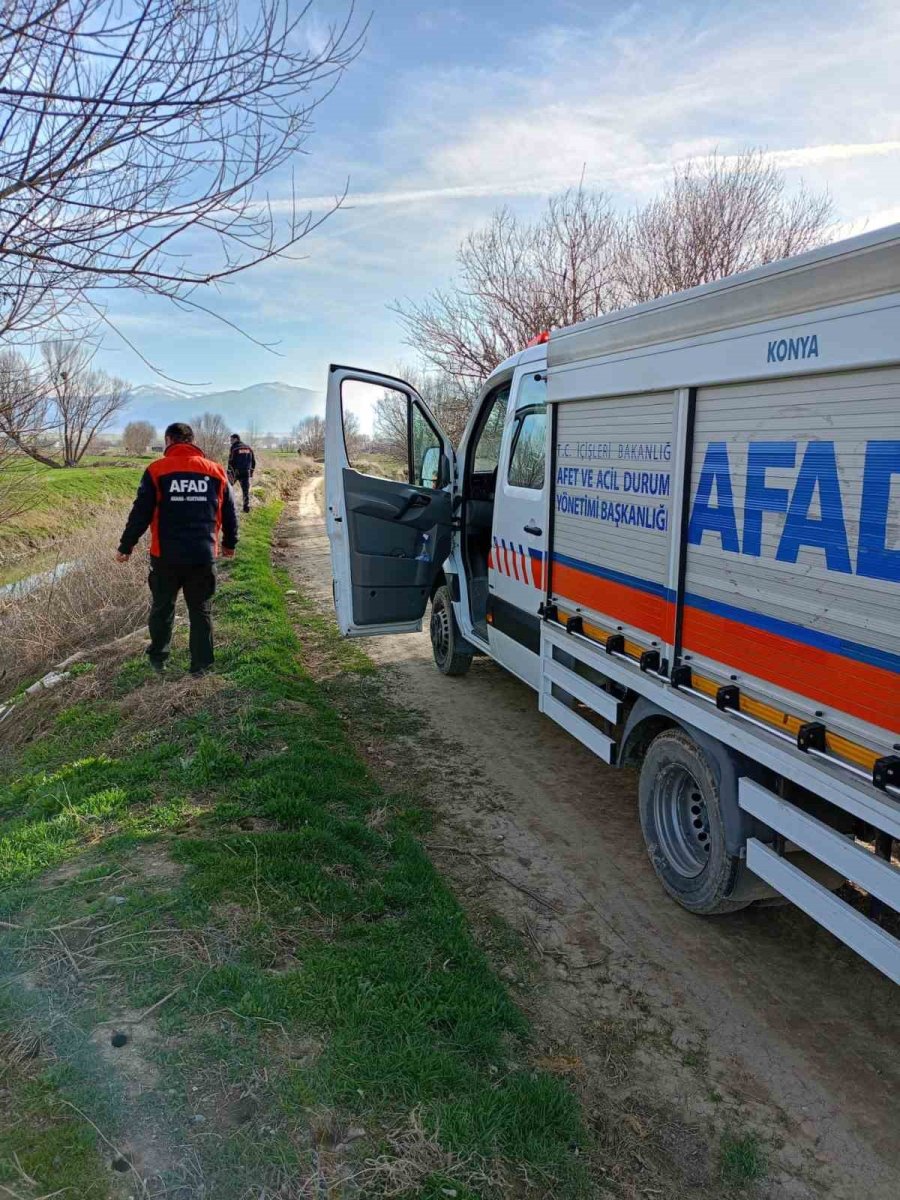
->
xmin=270 ymin=1 xmax=900 ymax=230
xmin=763 ymin=142 xmax=900 ymax=169
xmin=284 ymin=178 xmax=597 ymax=212
xmin=831 ymin=204 xmax=900 ymax=239
xmin=282 ymin=140 xmax=900 ymax=214
xmin=368 ymin=0 xmax=900 ymax=216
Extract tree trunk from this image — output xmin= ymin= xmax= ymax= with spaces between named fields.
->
xmin=4 ymin=435 xmax=60 ymax=468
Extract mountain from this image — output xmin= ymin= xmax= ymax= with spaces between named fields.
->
xmin=121 ymin=381 xmax=322 ymax=435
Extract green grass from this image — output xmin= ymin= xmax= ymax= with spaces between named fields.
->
xmin=0 ymin=503 xmax=588 ymax=1198
xmin=0 ymin=459 xmax=145 ymax=569
xmin=0 ymin=1067 xmax=109 ymax=1199
xmin=720 ymin=1132 xmax=767 ymax=1187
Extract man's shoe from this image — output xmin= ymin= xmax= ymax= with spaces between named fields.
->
xmin=190 ymin=667 xmax=212 ymax=678
xmin=148 ymin=658 xmax=165 ymax=675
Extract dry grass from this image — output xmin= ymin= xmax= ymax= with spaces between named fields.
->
xmin=0 ymin=505 xmax=149 ymax=694
xmin=256 ymin=453 xmax=315 ymax=502
xmin=273 ymin=1109 xmax=503 ymax=1200
xmin=0 ymin=1024 xmax=44 ymax=1076
xmin=0 ymin=642 xmax=233 ymax=755
xmin=0 ymin=455 xmax=312 ymax=697
xmin=357 ymin=1110 xmax=503 ymax=1197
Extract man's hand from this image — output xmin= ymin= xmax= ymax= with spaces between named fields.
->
xmin=222 ymin=547 xmax=235 ymax=559
xmin=115 ymin=551 xmax=131 ymax=563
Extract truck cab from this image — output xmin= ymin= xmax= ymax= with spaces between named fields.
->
xmin=325 ymin=342 xmax=550 ymax=689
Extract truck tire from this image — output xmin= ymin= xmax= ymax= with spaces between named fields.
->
xmin=429 ymin=584 xmax=473 ymax=677
xmin=638 ymin=727 xmax=751 ymax=915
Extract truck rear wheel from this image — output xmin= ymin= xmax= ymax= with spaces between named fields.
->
xmin=430 ymin=584 xmax=472 ymax=677
xmin=639 ymin=728 xmax=750 ymax=914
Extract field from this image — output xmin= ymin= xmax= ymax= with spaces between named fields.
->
xmin=0 ymin=458 xmax=146 ymax=579
xmin=0 ymin=500 xmax=589 ymax=1199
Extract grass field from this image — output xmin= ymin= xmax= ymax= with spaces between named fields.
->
xmin=0 ymin=503 xmax=589 ymax=1198
xmin=0 ymin=459 xmax=146 ymax=574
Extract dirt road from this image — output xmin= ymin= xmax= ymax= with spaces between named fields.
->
xmin=284 ymin=475 xmax=900 ymax=1199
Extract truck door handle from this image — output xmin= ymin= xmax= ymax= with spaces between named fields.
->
xmin=523 ymin=522 xmax=542 ymax=535
xmin=396 ymin=491 xmax=431 ymax=517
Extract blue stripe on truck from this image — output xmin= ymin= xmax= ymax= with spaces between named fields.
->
xmin=551 ymin=550 xmax=900 ymax=677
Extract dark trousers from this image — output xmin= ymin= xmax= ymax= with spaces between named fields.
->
xmin=236 ymin=472 xmax=251 ymax=511
xmin=148 ymin=558 xmax=216 ymax=673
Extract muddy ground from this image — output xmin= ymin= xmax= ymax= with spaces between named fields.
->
xmin=279 ymin=475 xmax=900 ymax=1200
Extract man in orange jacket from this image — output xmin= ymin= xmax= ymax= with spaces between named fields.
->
xmin=116 ymin=422 xmax=238 ymax=675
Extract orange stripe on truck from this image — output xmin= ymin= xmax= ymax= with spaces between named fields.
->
xmin=681 ymin=607 xmax=899 ymax=734
xmin=551 ymin=551 xmax=898 ymax=735
xmin=552 ymin=559 xmax=672 ymax=642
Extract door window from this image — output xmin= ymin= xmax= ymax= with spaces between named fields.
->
xmin=507 ymin=407 xmax=547 ymax=490
xmin=516 ymin=371 xmax=547 ymax=409
xmin=341 ymin=379 xmax=409 ymax=480
xmin=339 ymin=378 xmax=447 ymax=488
xmin=471 ymin=383 xmax=510 ymax=473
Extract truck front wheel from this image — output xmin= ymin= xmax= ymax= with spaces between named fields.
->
xmin=430 ymin=584 xmax=472 ymax=677
xmin=639 ymin=728 xmax=750 ymax=914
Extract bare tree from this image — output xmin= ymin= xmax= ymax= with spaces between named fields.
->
xmin=0 ymin=1 xmax=362 ymax=343
xmin=192 ymin=411 xmax=229 ymax=464
xmin=0 ymin=351 xmax=47 ymax=531
xmin=0 ymin=436 xmax=39 ymax=536
xmin=0 ymin=341 xmax=128 ymax=467
xmin=365 ymin=369 xmax=471 ymax=479
xmin=0 ymin=349 xmax=55 ymax=468
xmin=397 ymin=156 xmax=833 ymax=387
xmin=615 ymin=151 xmax=834 ymax=302
xmin=295 ymin=411 xmax=361 ymax=461
xmin=122 ymin=420 xmax=156 ymax=455
xmin=0 ymin=434 xmax=35 ymax=535
xmin=399 ymin=366 xmax=471 ymax=448
xmin=41 ymin=340 xmax=130 ymax=466
xmin=372 ymin=392 xmax=407 ymax=469
xmin=395 ymin=189 xmax=620 ymax=390
xmin=295 ymin=415 xmax=325 ymax=460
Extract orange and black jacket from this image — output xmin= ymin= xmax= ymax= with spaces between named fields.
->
xmin=228 ymin=440 xmax=256 ymax=477
xmin=118 ymin=443 xmax=238 ymax=564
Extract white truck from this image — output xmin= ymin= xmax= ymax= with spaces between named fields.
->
xmin=325 ymin=223 xmax=900 ymax=983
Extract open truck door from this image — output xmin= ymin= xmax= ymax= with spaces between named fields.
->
xmin=325 ymin=366 xmax=456 ymax=637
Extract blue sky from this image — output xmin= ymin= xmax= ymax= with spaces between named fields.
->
xmin=96 ymin=0 xmax=900 ymax=397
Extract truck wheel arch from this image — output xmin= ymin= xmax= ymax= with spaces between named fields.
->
xmin=620 ymin=698 xmax=772 ymax=857
xmin=430 ymin=570 xmax=462 ymax=602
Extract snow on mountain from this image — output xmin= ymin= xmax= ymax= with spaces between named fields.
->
xmin=119 ymin=381 xmax=322 ymax=435
xmin=130 ymin=383 xmax=193 ymax=403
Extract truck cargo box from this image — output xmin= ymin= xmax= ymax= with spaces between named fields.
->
xmin=546 ymin=224 xmax=900 ymax=764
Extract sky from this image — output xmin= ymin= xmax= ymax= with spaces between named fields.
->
xmin=95 ymin=0 xmax=900 ymax=398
